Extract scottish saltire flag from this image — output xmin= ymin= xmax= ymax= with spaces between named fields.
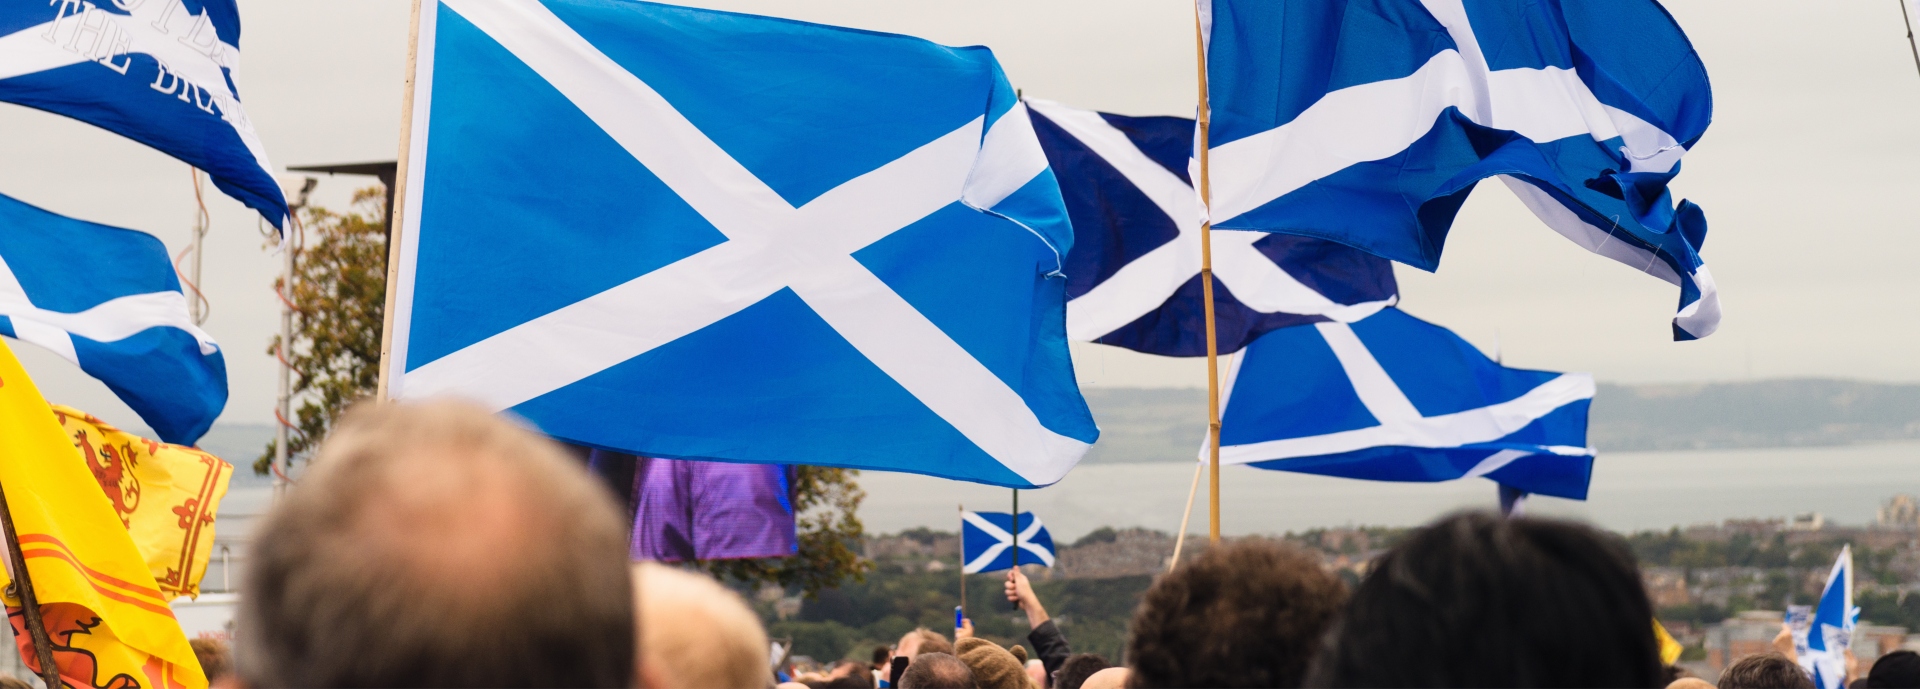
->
xmin=1026 ymin=99 xmax=1397 ymax=356
xmin=386 ymin=1 xmax=1097 ymax=488
xmin=1802 ymin=546 xmax=1858 ymax=689
xmin=0 ymin=0 xmax=287 ymax=227
xmin=629 ymin=455 xmax=798 ymax=563
xmin=1214 ymin=308 xmax=1593 ymax=499
xmin=1200 ymin=0 xmax=1720 ymax=340
xmin=0 ymin=191 xmax=224 ymax=445
xmin=961 ymin=511 xmax=1055 ymax=574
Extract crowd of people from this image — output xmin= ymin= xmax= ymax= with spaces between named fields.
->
xmin=162 ymin=401 xmax=1920 ymax=688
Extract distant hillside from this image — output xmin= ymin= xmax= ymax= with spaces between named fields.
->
xmin=1078 ymin=379 xmax=1920 ymax=462
xmin=1591 ymin=380 xmax=1920 ymax=451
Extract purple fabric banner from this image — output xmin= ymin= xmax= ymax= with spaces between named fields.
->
xmin=623 ymin=453 xmax=799 ymax=562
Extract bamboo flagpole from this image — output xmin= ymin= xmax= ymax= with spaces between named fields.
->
xmin=1168 ymin=462 xmax=1203 ymax=572
xmin=376 ymin=0 xmax=426 ymax=403
xmin=0 ymin=481 xmax=62 ymax=689
xmin=1193 ymin=1 xmax=1223 ymax=545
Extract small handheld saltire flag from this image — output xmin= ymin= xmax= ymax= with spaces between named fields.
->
xmin=0 ymin=341 xmax=205 ymax=689
xmin=1200 ymin=0 xmax=1720 ymax=340
xmin=387 ymin=0 xmax=1097 ymax=488
xmin=1802 ymin=546 xmax=1858 ymax=689
xmin=0 ymin=191 xmax=227 ymax=445
xmin=1214 ymin=308 xmax=1595 ymax=500
xmin=626 ymin=453 xmax=798 ymax=562
xmin=961 ymin=511 xmax=1055 ymax=574
xmin=52 ymin=405 xmax=232 ymax=599
xmin=0 ymin=0 xmax=287 ymax=227
xmin=1026 ymin=99 xmax=1397 ymax=356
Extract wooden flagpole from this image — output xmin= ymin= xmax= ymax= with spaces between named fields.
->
xmin=1193 ymin=2 xmax=1223 ymax=546
xmin=375 ymin=0 xmax=425 ymax=403
xmin=0 ymin=481 xmax=62 ymax=689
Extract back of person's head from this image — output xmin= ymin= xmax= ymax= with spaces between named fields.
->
xmin=955 ymin=638 xmax=1031 ymax=689
xmin=900 ymin=652 xmax=979 ymax=689
xmin=635 ymin=562 xmax=772 ymax=689
xmin=915 ymin=629 xmax=955 ymax=657
xmin=1126 ymin=539 xmax=1346 ymax=688
xmin=1055 ymin=653 xmax=1110 ymax=689
xmin=1309 ymin=511 xmax=1662 ymax=688
xmin=825 ymin=670 xmax=876 ymax=689
xmin=1719 ymin=652 xmax=1815 ymax=689
xmin=1871 ymin=650 xmax=1920 ymax=688
xmin=189 ymin=637 xmax=232 ymax=682
xmin=236 ymin=401 xmax=634 ymax=688
xmin=1078 ymin=667 xmax=1127 ymax=689
xmin=876 ymin=646 xmax=897 ymax=667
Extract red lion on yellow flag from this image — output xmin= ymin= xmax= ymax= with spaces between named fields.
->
xmin=52 ymin=407 xmax=232 ymax=600
xmin=0 ymin=341 xmax=206 ymax=689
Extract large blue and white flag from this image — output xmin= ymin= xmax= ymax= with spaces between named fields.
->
xmin=961 ymin=510 xmax=1055 ymax=574
xmin=0 ymin=0 xmax=287 ymax=227
xmin=1200 ymin=0 xmax=1719 ymax=340
xmin=1027 ymin=99 xmax=1397 ymax=357
xmin=385 ymin=1 xmax=1097 ymax=488
xmin=1802 ymin=546 xmax=1858 ymax=689
xmin=0 ymin=191 xmax=225 ymax=445
xmin=1214 ymin=308 xmax=1593 ymax=499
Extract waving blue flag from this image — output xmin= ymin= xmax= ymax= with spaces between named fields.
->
xmin=0 ymin=191 xmax=225 ymax=444
xmin=0 ymin=0 xmax=287 ymax=227
xmin=1802 ymin=546 xmax=1857 ymax=689
xmin=1216 ymin=308 xmax=1593 ymax=500
xmin=961 ymin=510 xmax=1055 ymax=574
xmin=1027 ymin=99 xmax=1397 ymax=357
xmin=1201 ymin=0 xmax=1718 ymax=340
xmin=386 ymin=0 xmax=1096 ymax=488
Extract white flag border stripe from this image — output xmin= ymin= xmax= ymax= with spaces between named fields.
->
xmin=396 ymin=0 xmax=1089 ymax=484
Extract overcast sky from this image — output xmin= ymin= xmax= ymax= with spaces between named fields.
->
xmin=1 ymin=0 xmax=1916 ymax=429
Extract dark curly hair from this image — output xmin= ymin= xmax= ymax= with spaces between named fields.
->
xmin=1125 ymin=539 xmax=1346 ymax=688
xmin=1719 ymin=653 xmax=1814 ymax=689
xmin=1307 ymin=511 xmax=1663 ymax=688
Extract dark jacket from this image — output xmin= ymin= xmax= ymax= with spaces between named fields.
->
xmin=1028 ymin=619 xmax=1072 ymax=682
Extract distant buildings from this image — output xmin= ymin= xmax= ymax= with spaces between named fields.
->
xmin=1879 ymin=495 xmax=1920 ymax=530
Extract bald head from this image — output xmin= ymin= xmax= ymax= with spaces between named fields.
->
xmin=237 ymin=401 xmax=634 ymax=688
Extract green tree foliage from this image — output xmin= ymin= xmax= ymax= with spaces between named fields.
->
xmin=257 ymin=186 xmax=868 ymax=595
xmin=255 ymin=187 xmax=387 ymax=476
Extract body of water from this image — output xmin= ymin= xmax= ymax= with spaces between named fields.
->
xmin=857 ymin=441 xmax=1920 ymax=540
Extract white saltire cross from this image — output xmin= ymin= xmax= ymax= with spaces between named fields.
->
xmin=1210 ymin=320 xmax=1593 ymax=466
xmin=961 ymin=511 xmax=1054 ymax=573
xmin=0 ymin=254 xmax=217 ymax=365
xmin=395 ymin=1 xmax=1088 ymax=485
xmin=1023 ymin=100 xmax=1395 ymax=343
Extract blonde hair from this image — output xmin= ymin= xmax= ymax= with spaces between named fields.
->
xmin=635 ymin=562 xmax=772 ymax=689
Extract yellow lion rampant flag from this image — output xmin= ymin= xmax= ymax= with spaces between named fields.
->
xmin=50 ymin=406 xmax=231 ymax=600
xmin=0 ymin=341 xmax=205 ymax=689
